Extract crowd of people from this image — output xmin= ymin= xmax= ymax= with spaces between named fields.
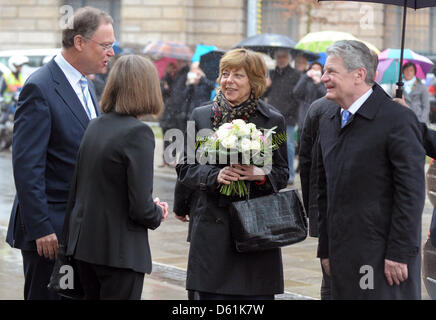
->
xmin=3 ymin=5 xmax=436 ymax=301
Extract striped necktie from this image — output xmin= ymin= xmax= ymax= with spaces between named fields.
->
xmin=79 ymin=76 xmax=92 ymax=119
xmin=341 ymin=110 xmax=351 ymax=128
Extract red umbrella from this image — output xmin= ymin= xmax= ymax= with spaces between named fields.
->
xmin=153 ymin=57 xmax=177 ymax=79
xmin=143 ymin=40 xmax=192 ymax=61
xmin=319 ymin=0 xmax=436 ymax=97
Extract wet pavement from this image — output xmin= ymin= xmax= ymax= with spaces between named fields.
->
xmin=0 ymin=137 xmax=433 ymax=300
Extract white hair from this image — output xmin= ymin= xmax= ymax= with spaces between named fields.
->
xmin=326 ymin=40 xmax=376 ymax=86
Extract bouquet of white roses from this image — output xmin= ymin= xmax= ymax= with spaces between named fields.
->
xmin=196 ymin=119 xmax=285 ymax=197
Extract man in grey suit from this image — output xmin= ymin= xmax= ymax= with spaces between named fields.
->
xmin=6 ymin=7 xmax=115 ymax=300
xmin=317 ymin=40 xmax=425 ymax=299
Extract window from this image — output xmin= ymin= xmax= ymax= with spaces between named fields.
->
xmin=384 ymin=6 xmax=435 ymax=56
xmin=260 ymin=0 xmax=299 ymax=41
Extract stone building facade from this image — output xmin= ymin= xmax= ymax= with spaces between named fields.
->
xmin=0 ymin=0 xmax=434 ymax=56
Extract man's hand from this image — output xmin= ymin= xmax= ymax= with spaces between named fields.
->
xmin=393 ymin=97 xmax=409 ymax=108
xmin=174 ymin=214 xmax=189 ymax=223
xmin=384 ymin=259 xmax=408 ymax=286
xmin=36 ymin=233 xmax=58 ymax=260
xmin=321 ymin=258 xmax=331 ymax=276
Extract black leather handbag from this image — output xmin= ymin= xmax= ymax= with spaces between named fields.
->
xmin=230 ymin=182 xmax=307 ymax=253
xmin=47 ymin=166 xmax=84 ymax=299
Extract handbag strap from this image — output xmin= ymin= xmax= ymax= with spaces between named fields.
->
xmin=60 ymin=161 xmax=79 ymax=247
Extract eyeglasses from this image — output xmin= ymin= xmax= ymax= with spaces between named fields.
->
xmin=84 ymin=37 xmax=115 ymax=52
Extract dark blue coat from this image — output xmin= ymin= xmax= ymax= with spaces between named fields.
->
xmin=6 ymin=59 xmax=100 ymax=251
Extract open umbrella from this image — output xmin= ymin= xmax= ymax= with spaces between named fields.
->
xmin=296 ymin=30 xmax=380 ymax=54
xmin=191 ymin=44 xmax=217 ymax=63
xmin=153 ymin=57 xmax=177 ymax=80
xmin=233 ymin=33 xmax=319 ymax=61
xmin=199 ymin=50 xmax=226 ymax=81
xmin=318 ymin=0 xmax=436 ymax=97
xmin=143 ymin=40 xmax=193 ymax=61
xmin=377 ymin=48 xmax=434 ymax=84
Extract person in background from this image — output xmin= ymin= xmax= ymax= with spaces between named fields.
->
xmin=184 ymin=62 xmax=216 ymax=119
xmin=0 ymin=55 xmax=28 ymax=124
xmin=159 ymin=59 xmax=190 ymax=168
xmin=6 ymin=6 xmax=115 ymax=300
xmin=294 ymin=54 xmax=309 ymax=73
xmin=402 ymin=62 xmax=430 ymax=124
xmin=66 ymin=55 xmax=168 ymax=300
xmin=264 ymin=49 xmax=301 ymax=185
xmin=293 ymin=61 xmax=326 ymax=173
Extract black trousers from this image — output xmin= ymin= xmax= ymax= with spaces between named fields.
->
xmin=75 ymin=259 xmax=144 ymax=300
xmin=21 ymin=250 xmax=62 ymax=300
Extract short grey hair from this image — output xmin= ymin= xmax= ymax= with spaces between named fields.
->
xmin=326 ymin=40 xmax=377 ymax=86
xmin=62 ymin=7 xmax=113 ymax=48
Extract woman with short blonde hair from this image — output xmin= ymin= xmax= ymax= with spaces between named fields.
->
xmin=175 ymin=48 xmax=289 ymax=300
xmin=217 ymin=48 xmax=267 ymax=99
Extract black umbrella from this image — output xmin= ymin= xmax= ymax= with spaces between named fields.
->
xmin=199 ymin=49 xmax=226 ymax=81
xmin=233 ymin=33 xmax=319 ymax=61
xmin=319 ymin=0 xmax=436 ymax=98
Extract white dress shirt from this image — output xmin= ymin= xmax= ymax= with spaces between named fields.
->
xmin=54 ymin=53 xmax=97 ymax=119
xmin=341 ymin=87 xmax=373 ymax=116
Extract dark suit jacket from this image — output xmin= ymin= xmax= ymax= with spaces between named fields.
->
xmin=66 ymin=112 xmax=162 ymax=274
xmin=6 ymin=59 xmax=100 ymax=251
xmin=317 ymin=84 xmax=425 ymax=299
xmin=176 ymin=99 xmax=289 ymax=295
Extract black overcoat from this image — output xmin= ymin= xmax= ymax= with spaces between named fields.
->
xmin=317 ymin=85 xmax=426 ymax=299
xmin=176 ymin=99 xmax=289 ymax=296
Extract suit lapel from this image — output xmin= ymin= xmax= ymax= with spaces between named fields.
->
xmin=48 ymin=60 xmax=90 ymax=129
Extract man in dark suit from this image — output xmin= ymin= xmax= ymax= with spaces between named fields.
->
xmin=317 ymin=40 xmax=425 ymax=299
xmin=5 ymin=7 xmax=115 ymax=300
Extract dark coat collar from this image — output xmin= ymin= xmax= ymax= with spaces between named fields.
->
xmin=329 ymin=83 xmax=389 ymax=122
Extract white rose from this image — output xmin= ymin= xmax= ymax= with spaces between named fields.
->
xmin=240 ymin=138 xmax=252 ymax=152
xmin=221 ymin=135 xmax=238 ymax=149
xmin=250 ymin=140 xmax=261 ymax=150
xmin=216 ymin=123 xmax=234 ymax=140
xmin=251 ymin=129 xmax=262 ymax=140
xmin=238 ymin=126 xmax=251 ymax=136
xmin=232 ymin=119 xmax=246 ymax=127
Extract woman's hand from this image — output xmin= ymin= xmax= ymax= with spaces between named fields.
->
xmin=231 ymin=164 xmax=265 ymax=182
xmin=217 ymin=166 xmax=241 ymax=185
xmin=154 ymin=197 xmax=169 ymax=221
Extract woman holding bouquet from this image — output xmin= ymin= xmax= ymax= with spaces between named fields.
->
xmin=176 ymin=48 xmax=289 ymax=300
